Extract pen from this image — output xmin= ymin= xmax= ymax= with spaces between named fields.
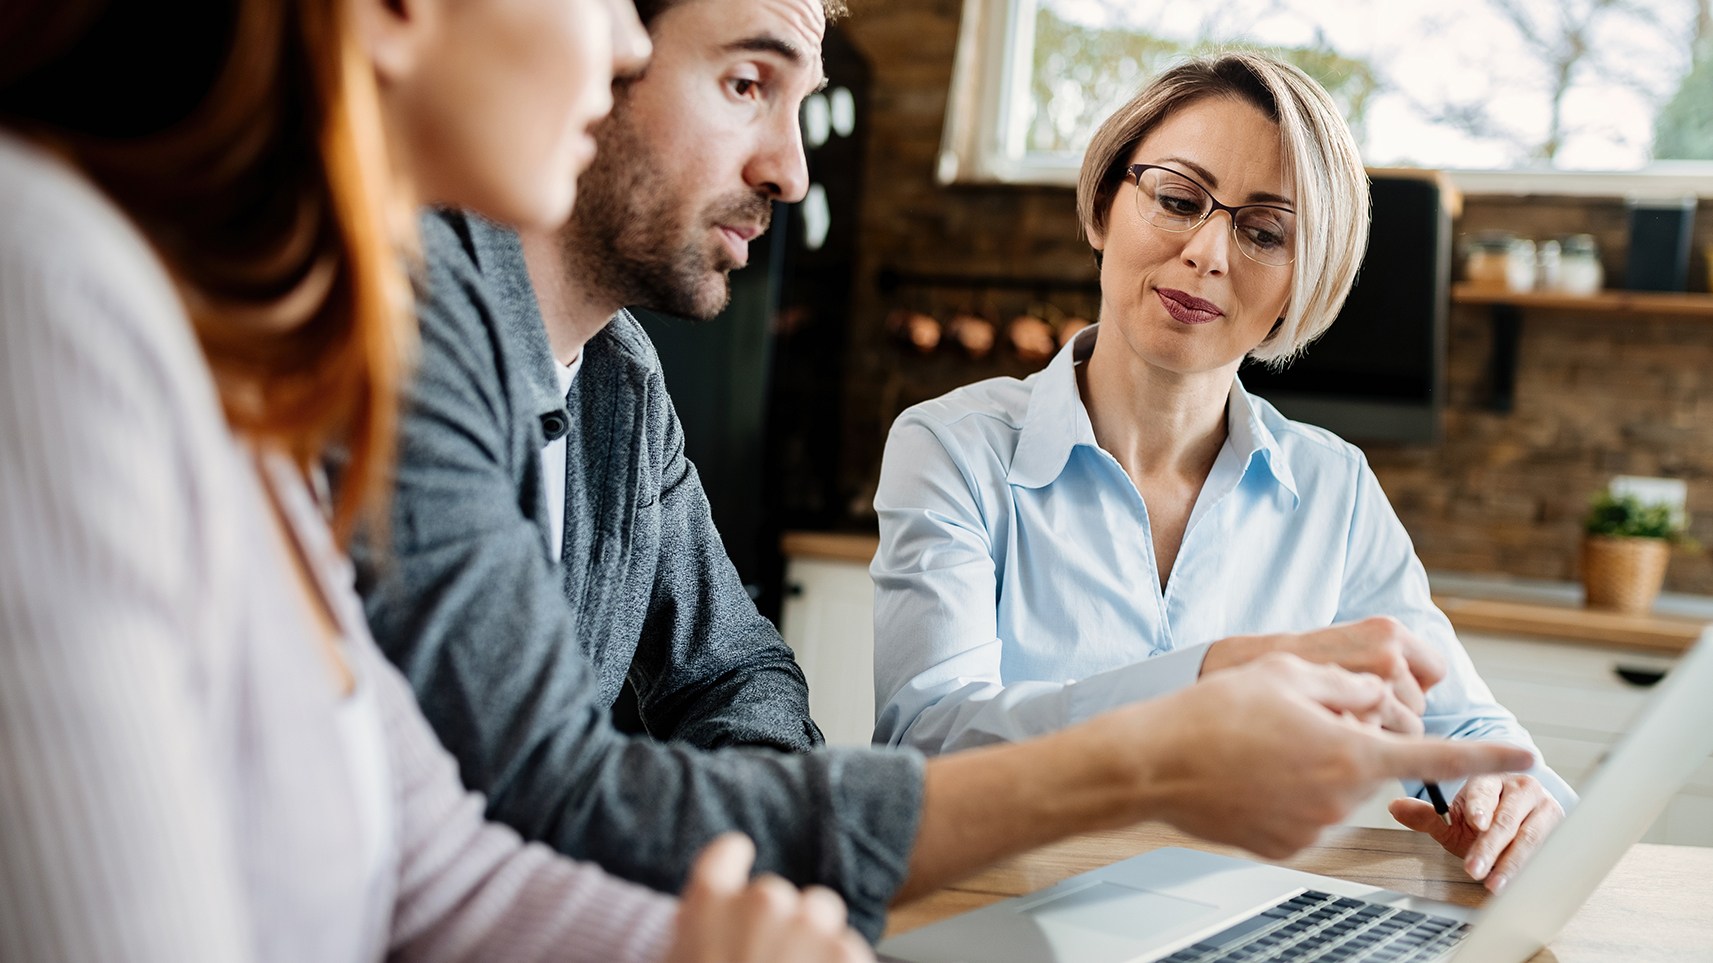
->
xmin=1424 ymin=782 xmax=1452 ymax=826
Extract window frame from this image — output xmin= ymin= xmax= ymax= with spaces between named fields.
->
xmin=936 ymin=0 xmax=1713 ymax=198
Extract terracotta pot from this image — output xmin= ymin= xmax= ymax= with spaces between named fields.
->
xmin=945 ymin=313 xmax=995 ymax=358
xmin=1007 ymin=315 xmax=1055 ymax=363
xmin=1581 ymin=535 xmax=1670 ymax=615
xmin=1057 ymin=317 xmax=1092 ymax=348
xmin=884 ymin=309 xmax=941 ymax=354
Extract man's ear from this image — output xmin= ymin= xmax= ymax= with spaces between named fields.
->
xmin=353 ymin=0 xmax=437 ymax=86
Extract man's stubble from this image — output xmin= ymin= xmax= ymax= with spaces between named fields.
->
xmin=560 ymin=86 xmax=774 ymax=321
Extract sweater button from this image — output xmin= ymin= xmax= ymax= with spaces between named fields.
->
xmin=540 ymin=411 xmax=568 ymax=440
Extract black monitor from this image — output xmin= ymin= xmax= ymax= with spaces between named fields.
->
xmin=1240 ymin=172 xmax=1451 ymax=444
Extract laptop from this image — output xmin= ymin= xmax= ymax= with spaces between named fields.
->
xmin=878 ymin=629 xmax=1713 ymax=963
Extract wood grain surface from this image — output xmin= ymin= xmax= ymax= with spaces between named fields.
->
xmin=1450 ymin=286 xmax=1713 ymax=318
xmin=1432 ymin=595 xmax=1706 ymax=653
xmin=886 ymin=824 xmax=1713 ymax=962
xmin=780 ymin=531 xmax=880 ymax=563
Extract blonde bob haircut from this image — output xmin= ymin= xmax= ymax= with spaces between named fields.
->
xmin=1076 ymin=51 xmax=1369 ymax=366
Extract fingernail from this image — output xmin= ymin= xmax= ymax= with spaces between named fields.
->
xmin=1467 ymin=858 xmax=1488 ymax=878
xmin=1490 ymin=874 xmax=1508 ymax=893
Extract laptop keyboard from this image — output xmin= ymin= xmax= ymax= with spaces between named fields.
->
xmin=1157 ymin=890 xmax=1471 ymax=963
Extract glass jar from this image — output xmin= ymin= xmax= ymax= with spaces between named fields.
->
xmin=1555 ymin=234 xmax=1603 ymax=296
xmin=1465 ymin=232 xmax=1512 ymax=292
xmin=1535 ymin=239 xmax=1561 ymax=291
xmin=1465 ymin=231 xmax=1537 ymax=293
xmin=1505 ymin=238 xmax=1537 ymax=292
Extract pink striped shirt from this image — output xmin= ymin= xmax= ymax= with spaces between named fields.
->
xmin=0 ymin=131 xmax=676 ymax=963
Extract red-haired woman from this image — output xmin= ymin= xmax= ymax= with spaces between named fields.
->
xmin=0 ymin=2 xmax=866 ymax=961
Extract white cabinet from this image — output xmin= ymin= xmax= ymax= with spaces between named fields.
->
xmin=778 ymin=555 xmax=877 ymax=746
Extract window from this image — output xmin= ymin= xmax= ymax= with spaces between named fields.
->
xmin=938 ymin=0 xmax=1713 ymax=195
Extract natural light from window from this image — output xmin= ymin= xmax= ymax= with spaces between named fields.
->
xmin=1027 ymin=0 xmax=1712 ymax=172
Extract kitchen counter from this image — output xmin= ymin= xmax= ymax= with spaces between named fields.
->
xmin=1428 ymin=571 xmax=1711 ymax=654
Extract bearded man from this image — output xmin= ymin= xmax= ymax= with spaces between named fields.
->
xmin=353 ymin=0 xmax=1534 ymax=943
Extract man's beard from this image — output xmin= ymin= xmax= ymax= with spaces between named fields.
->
xmin=562 ymin=101 xmax=773 ymax=321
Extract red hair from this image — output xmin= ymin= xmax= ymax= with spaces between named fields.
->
xmin=0 ymin=0 xmax=413 ymax=543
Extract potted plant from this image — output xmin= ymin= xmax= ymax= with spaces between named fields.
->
xmin=1581 ymin=490 xmax=1693 ymax=615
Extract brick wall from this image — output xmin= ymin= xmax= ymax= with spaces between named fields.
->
xmin=1371 ymin=299 xmax=1713 ymax=593
xmin=837 ymin=1 xmax=1713 ymax=593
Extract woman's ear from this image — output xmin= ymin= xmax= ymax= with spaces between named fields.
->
xmin=1085 ymin=217 xmax=1106 ymax=269
xmin=353 ymin=0 xmax=437 ymax=85
xmin=1084 ymin=216 xmax=1107 ymax=252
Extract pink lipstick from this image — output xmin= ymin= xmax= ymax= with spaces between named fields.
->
xmin=1156 ymin=287 xmax=1224 ymax=325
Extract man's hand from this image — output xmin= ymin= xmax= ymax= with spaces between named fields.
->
xmin=1202 ymin=616 xmax=1448 ymax=729
xmin=1133 ymin=653 xmax=1534 ymax=859
xmin=896 ymin=655 xmax=1532 ymax=905
xmin=665 ymin=834 xmax=872 ymax=963
xmin=1389 ymin=773 xmax=1564 ymax=893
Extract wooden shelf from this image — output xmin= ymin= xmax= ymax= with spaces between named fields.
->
xmin=1433 ymin=594 xmax=1707 ymax=653
xmin=1452 ymin=284 xmax=1713 ymax=317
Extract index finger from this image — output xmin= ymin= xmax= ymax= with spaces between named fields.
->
xmin=1398 ymin=629 xmax=1448 ymax=693
xmin=1387 ymin=668 xmax=1428 ymax=719
xmin=1374 ymin=736 xmax=1534 ymax=784
xmin=1374 ymin=687 xmax=1425 ymax=737
xmin=797 ymin=886 xmax=851 ymax=934
xmin=686 ymin=832 xmax=756 ymax=898
xmin=1352 ymin=617 xmax=1446 ymax=693
xmin=1258 ymin=655 xmax=1389 ymax=718
xmin=1454 ymin=774 xmax=1501 ymax=832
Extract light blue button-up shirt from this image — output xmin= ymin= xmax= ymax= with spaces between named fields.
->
xmin=872 ymin=325 xmax=1572 ymax=809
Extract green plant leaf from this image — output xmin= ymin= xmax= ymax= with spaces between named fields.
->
xmin=1584 ymin=490 xmax=1688 ymax=542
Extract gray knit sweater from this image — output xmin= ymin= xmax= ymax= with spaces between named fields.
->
xmin=354 ymin=209 xmax=924 ymax=940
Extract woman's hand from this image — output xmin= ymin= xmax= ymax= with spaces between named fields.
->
xmin=1388 ymin=773 xmax=1564 ymax=893
xmin=663 ymin=833 xmax=873 ymax=963
xmin=1201 ymin=616 xmax=1445 ymax=734
xmin=1106 ymin=653 xmax=1535 ymax=861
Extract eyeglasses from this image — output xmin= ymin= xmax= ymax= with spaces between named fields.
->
xmin=1125 ymin=164 xmax=1296 ymax=267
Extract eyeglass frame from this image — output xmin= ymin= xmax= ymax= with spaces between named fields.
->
xmin=1124 ymin=163 xmax=1297 ymax=267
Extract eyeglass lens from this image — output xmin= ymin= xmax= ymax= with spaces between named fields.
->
xmin=1133 ymin=166 xmax=1295 ymax=266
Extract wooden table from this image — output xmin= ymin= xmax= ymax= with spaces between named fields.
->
xmin=886 ymin=824 xmax=1713 ymax=962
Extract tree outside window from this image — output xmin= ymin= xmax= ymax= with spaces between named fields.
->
xmin=1025 ymin=0 xmax=1712 ymax=169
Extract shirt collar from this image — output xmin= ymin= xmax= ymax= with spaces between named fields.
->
xmin=1006 ymin=324 xmax=1299 ymax=507
xmin=464 ymin=213 xmax=572 ymax=442
xmin=1007 ymin=324 xmax=1102 ymax=489
xmin=1227 ymin=375 xmax=1299 ymax=507
xmin=555 ymin=349 xmax=584 ymax=396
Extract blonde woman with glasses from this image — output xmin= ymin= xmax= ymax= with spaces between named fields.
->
xmin=873 ymin=52 xmax=1570 ymax=898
